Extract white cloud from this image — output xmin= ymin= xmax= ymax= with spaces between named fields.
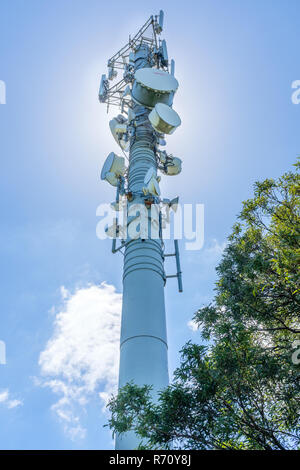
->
xmin=39 ymin=282 xmax=122 ymax=440
xmin=0 ymin=389 xmax=22 ymax=409
xmin=204 ymin=239 xmax=227 ymax=260
xmin=0 ymin=390 xmax=9 ymax=403
xmin=187 ymin=319 xmax=198 ymax=332
xmin=187 ymin=238 xmax=227 ymax=264
xmin=7 ymin=399 xmax=23 ymax=409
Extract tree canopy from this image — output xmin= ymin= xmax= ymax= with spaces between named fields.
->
xmin=107 ymin=161 xmax=300 ymax=449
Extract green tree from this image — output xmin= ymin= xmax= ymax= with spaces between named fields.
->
xmin=107 ymin=162 xmax=300 ymax=449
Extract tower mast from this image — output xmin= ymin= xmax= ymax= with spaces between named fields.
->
xmin=99 ymin=11 xmax=182 ymax=450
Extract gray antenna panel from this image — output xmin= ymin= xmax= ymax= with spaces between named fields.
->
xmin=99 ymin=74 xmax=108 ymax=102
xmin=171 ymin=59 xmax=175 ymax=76
xmin=161 ymin=39 xmax=168 ymax=67
xmin=159 ymin=10 xmax=164 ymax=32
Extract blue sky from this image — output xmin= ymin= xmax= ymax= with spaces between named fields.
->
xmin=0 ymin=0 xmax=299 ymax=449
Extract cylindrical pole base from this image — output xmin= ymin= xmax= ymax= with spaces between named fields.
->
xmin=115 ymin=238 xmax=168 ymax=450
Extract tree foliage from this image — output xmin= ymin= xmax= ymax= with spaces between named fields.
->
xmin=107 ymin=161 xmax=300 ymax=449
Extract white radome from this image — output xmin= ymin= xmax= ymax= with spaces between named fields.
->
xmin=149 ymin=103 xmax=181 ymax=135
xmin=105 ymin=222 xmax=125 ymax=238
xmin=101 ymin=152 xmax=126 ymax=186
xmin=163 ymin=157 xmax=182 ymax=176
xmin=144 ymin=167 xmax=156 ymax=184
xmin=135 ymin=68 xmax=178 ymax=93
xmin=143 ymin=176 xmax=161 ymax=197
xmin=109 ymin=117 xmax=129 ymax=151
xmin=143 ymin=167 xmax=160 ymax=196
xmin=132 ymin=68 xmax=179 ymax=108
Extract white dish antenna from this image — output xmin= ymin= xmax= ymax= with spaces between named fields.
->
xmin=105 ymin=222 xmax=125 ymax=238
xmin=169 ymin=196 xmax=179 ymax=211
xmin=164 ymin=156 xmax=182 ymax=176
xmin=132 ymin=68 xmax=178 ymax=108
xmin=101 ymin=152 xmax=126 ymax=186
xmin=143 ymin=167 xmax=160 ymax=196
xmin=143 ymin=178 xmax=160 ymax=197
xmin=109 ymin=116 xmax=129 ymax=151
xmin=149 ymin=103 xmax=181 ymax=135
xmin=144 ymin=167 xmax=156 ymax=184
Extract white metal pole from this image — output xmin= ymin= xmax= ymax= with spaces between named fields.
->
xmin=115 ymin=44 xmax=169 ymax=450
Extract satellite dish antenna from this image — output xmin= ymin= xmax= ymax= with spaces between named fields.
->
xmin=105 ymin=172 xmax=118 ymax=186
xmin=163 ymin=157 xmax=182 ymax=176
xmin=170 ymin=196 xmax=179 ymax=212
xmin=149 ymin=103 xmax=181 ymax=135
xmin=110 ymin=201 xmax=122 ymax=211
xmin=132 ymin=68 xmax=178 ymax=108
xmin=143 ymin=167 xmax=160 ymax=196
xmin=144 ymin=167 xmax=156 ymax=185
xmin=143 ymin=177 xmax=160 ymax=197
xmin=105 ymin=222 xmax=124 ymax=238
xmin=109 ymin=117 xmax=129 ymax=150
xmin=101 ymin=152 xmax=126 ymax=186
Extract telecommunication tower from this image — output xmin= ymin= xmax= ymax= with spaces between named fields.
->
xmin=99 ymin=11 xmax=182 ymax=449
